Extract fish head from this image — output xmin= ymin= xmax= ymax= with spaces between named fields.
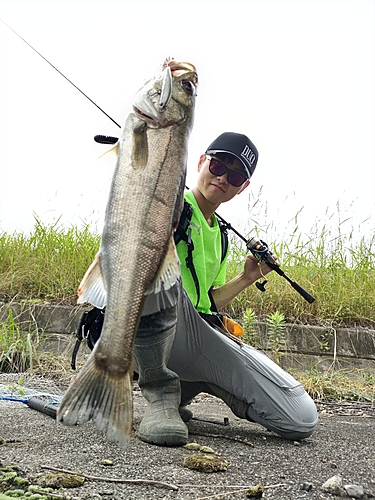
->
xmin=133 ymin=57 xmax=198 ymax=128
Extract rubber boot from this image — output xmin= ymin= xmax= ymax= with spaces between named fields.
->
xmin=179 ymin=381 xmax=213 ymax=422
xmin=180 ymin=381 xmax=249 ymax=420
xmin=207 ymin=383 xmax=248 ymax=419
xmin=133 ymin=307 xmax=188 ymax=446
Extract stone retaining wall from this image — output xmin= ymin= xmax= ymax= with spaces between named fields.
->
xmin=1 ymin=301 xmax=374 ymax=374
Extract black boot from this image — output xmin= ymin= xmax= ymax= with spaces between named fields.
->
xmin=179 ymin=381 xmax=213 ymax=422
xmin=207 ymin=384 xmax=248 ymax=419
xmin=180 ymin=381 xmax=248 ymax=420
xmin=133 ymin=307 xmax=188 ymax=446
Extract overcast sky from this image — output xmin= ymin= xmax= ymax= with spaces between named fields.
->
xmin=0 ymin=0 xmax=374 ymax=246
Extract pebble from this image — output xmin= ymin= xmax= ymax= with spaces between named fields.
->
xmin=321 ymin=475 xmax=343 ymax=495
xmin=321 ymin=477 xmax=368 ymax=499
xmin=101 ymin=459 xmax=114 ymax=466
xmin=300 ymin=481 xmax=313 ymax=491
xmin=344 ymin=483 xmax=365 ymax=499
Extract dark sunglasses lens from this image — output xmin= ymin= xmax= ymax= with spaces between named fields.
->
xmin=227 ymin=171 xmax=246 ymax=187
xmin=209 ymin=158 xmax=246 ymax=187
xmin=209 ymin=159 xmax=227 ymax=176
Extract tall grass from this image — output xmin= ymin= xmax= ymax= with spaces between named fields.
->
xmin=0 ymin=211 xmax=374 ymax=326
xmin=0 ymin=307 xmax=43 ymax=372
xmin=226 ymin=230 xmax=375 ymax=326
xmin=0 ymin=216 xmax=100 ymax=303
xmin=225 ymin=203 xmax=375 ymax=326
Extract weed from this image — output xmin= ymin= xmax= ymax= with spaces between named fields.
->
xmin=0 ymin=217 xmax=100 ymax=303
xmin=266 ymin=310 xmax=286 ymax=365
xmin=0 ymin=307 xmax=44 ymax=373
xmin=296 ymin=369 xmax=375 ymax=402
xmin=319 ymin=331 xmax=332 ymax=352
xmin=241 ymin=307 xmax=259 ymax=347
xmin=4 ymin=376 xmax=26 ymax=397
xmin=0 ymin=211 xmax=374 ymax=325
xmin=224 ymin=197 xmax=375 ymax=327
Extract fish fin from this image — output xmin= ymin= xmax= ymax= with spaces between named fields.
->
xmin=57 ymin=353 xmax=134 ymax=449
xmin=145 ymin=237 xmax=180 ymax=295
xmin=77 ymin=253 xmax=107 ymax=308
xmin=98 ymin=141 xmax=119 ymax=159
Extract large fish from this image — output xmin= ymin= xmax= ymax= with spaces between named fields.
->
xmin=57 ymin=58 xmax=198 ymax=448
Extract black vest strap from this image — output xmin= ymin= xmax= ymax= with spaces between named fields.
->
xmin=174 ymin=200 xmax=229 ymax=311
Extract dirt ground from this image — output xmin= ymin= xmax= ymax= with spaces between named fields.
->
xmin=0 ymin=374 xmax=374 ymax=500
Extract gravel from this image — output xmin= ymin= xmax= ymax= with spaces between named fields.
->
xmin=0 ymin=374 xmax=374 ymax=500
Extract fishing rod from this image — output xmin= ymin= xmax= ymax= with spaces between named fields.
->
xmin=0 ymin=390 xmax=60 ymax=418
xmin=0 ymin=18 xmax=121 ymax=128
xmin=2 ymin=19 xmax=314 ymax=303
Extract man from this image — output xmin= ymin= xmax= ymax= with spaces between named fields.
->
xmin=134 ymin=132 xmax=318 ymax=446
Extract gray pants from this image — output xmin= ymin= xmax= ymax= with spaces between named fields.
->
xmin=141 ymin=280 xmax=318 ymax=440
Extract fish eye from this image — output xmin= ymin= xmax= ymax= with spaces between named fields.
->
xmin=181 ymin=80 xmax=195 ymax=95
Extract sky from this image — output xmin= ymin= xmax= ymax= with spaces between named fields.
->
xmin=0 ymin=0 xmax=374 ymax=247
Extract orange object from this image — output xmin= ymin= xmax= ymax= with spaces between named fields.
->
xmin=221 ymin=316 xmax=244 ymax=337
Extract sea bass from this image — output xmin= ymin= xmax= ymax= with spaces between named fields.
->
xmin=57 ymin=58 xmax=198 ymax=448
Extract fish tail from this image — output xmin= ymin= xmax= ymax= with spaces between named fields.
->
xmin=57 ymin=355 xmax=133 ymax=449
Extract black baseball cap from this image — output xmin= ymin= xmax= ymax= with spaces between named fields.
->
xmin=205 ymin=132 xmax=258 ymax=178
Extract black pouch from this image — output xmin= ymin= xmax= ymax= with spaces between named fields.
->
xmin=71 ymin=307 xmax=105 ymax=369
xmin=199 ymin=312 xmax=223 ymax=328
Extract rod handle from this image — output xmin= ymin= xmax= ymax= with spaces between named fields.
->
xmin=266 ymin=261 xmax=315 ymax=303
xmin=27 ymin=397 xmax=57 ymax=418
xmin=289 ymin=280 xmax=316 ymax=303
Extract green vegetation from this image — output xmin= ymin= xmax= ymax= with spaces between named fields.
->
xmin=226 ymin=227 xmax=375 ymax=328
xmin=1 ymin=215 xmax=374 ymax=327
xmin=0 ymin=216 xmax=100 ymax=304
xmin=297 ymin=368 xmax=375 ymax=403
xmin=265 ymin=310 xmax=286 ymax=366
xmin=0 ymin=214 xmax=374 ymax=401
xmin=0 ymin=308 xmax=41 ymax=373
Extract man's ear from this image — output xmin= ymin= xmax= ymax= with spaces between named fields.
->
xmin=197 ymin=154 xmax=206 ymax=172
xmin=237 ymin=179 xmax=250 ymax=195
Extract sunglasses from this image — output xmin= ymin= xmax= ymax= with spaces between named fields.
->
xmin=206 ymin=155 xmax=248 ymax=187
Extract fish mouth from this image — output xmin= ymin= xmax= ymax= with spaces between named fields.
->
xmin=132 ymin=64 xmax=169 ymax=126
xmin=132 ymin=58 xmax=198 ymax=127
xmin=132 ymin=103 xmax=160 ymax=125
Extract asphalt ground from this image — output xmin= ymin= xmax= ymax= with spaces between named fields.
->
xmin=0 ymin=377 xmax=374 ymax=500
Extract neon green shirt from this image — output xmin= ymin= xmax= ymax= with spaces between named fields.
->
xmin=176 ymin=191 xmax=228 ymax=314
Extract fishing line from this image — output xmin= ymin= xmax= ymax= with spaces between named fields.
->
xmin=0 ymin=17 xmax=121 ymax=129
xmin=0 ymin=382 xmax=63 ymax=418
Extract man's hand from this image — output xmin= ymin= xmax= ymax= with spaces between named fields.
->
xmin=242 ymin=253 xmax=279 ymax=283
xmin=210 ymin=253 xmax=279 ymax=311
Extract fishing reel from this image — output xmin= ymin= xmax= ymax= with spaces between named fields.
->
xmin=246 ymin=237 xmax=277 ymax=292
xmin=246 ymin=236 xmax=315 ymax=303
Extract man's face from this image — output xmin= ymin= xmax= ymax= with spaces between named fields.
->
xmin=196 ymin=154 xmax=250 ymax=205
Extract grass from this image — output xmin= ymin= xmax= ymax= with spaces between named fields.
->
xmin=0 ymin=209 xmax=374 ymax=402
xmin=0 ymin=216 xmax=100 ymax=303
xmin=296 ymin=368 xmax=375 ymax=403
xmin=1 ymin=213 xmax=374 ymax=327
xmin=225 ymin=217 xmax=375 ymax=328
xmin=0 ymin=306 xmax=43 ymax=373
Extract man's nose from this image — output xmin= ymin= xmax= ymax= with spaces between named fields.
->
xmin=216 ymin=171 xmax=228 ymax=183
